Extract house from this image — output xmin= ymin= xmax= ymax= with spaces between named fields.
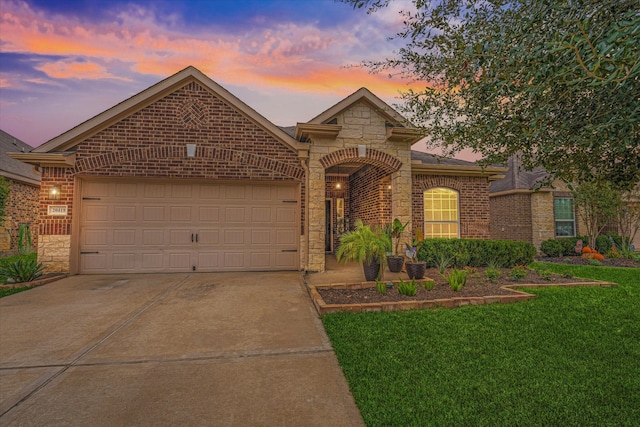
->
xmin=0 ymin=130 xmax=40 ymax=254
xmin=10 ymin=66 xmax=506 ymax=274
xmin=490 ymin=155 xmax=640 ymax=250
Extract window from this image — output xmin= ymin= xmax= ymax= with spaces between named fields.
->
xmin=554 ymin=198 xmax=575 ymax=237
xmin=423 ymin=188 xmax=459 ymax=238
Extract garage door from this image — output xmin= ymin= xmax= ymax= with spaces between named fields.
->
xmin=78 ymin=180 xmax=299 ymax=273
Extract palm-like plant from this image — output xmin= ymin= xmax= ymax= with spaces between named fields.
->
xmin=336 ymin=219 xmax=388 ymax=281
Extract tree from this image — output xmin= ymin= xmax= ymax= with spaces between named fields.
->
xmin=344 ymin=0 xmax=640 ymax=190
xmin=571 ymin=180 xmax=622 ymax=250
xmin=617 ymin=186 xmax=640 ymax=250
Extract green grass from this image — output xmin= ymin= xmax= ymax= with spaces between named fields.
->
xmin=322 ymin=264 xmax=640 ymax=426
xmin=0 ymin=286 xmax=32 ymax=298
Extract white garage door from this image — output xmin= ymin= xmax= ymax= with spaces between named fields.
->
xmin=78 ymin=180 xmax=299 ymax=273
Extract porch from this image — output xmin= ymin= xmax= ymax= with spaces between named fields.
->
xmin=304 ymin=254 xmax=411 ymax=287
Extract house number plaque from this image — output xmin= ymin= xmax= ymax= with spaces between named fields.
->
xmin=47 ymin=205 xmax=68 ymax=216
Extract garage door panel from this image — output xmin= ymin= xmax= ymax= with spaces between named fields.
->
xmin=113 ymin=206 xmax=136 ymax=221
xmin=143 ymin=206 xmax=165 ymax=221
xmin=113 ymin=229 xmax=136 ymax=246
xmin=112 ymin=253 xmax=136 ymax=270
xmin=80 ymin=181 xmax=299 ymax=273
xmin=84 ymin=205 xmax=109 ymax=222
xmin=142 ymin=229 xmax=165 ymax=245
xmin=224 ymin=207 xmax=245 ymax=222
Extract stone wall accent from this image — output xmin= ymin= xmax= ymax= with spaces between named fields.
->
xmin=37 ymin=81 xmax=305 ymax=273
xmin=490 ymin=193 xmax=533 ymax=242
xmin=37 ymin=234 xmax=70 ymax=272
xmin=307 ymin=101 xmax=413 ymax=271
xmin=531 ymin=191 xmax=555 ymax=250
xmin=2 ymin=180 xmax=39 ymax=252
xmin=412 ymin=174 xmax=491 ymax=239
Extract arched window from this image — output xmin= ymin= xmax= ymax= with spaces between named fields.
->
xmin=423 ymin=187 xmax=459 ymax=238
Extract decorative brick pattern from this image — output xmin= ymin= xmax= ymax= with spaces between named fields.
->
xmin=319 ymin=147 xmax=402 ymax=173
xmin=2 ymin=180 xmax=39 ymax=251
xmin=412 ymin=174 xmax=491 ymax=239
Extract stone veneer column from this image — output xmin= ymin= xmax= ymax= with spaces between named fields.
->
xmin=531 ymin=191 xmax=555 ymax=251
xmin=307 ymin=157 xmax=327 ymax=272
xmin=391 ymin=149 xmax=413 ymax=244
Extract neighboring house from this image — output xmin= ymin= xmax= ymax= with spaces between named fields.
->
xmin=489 ymin=155 xmax=640 ymax=251
xmin=0 ymin=129 xmax=40 ymax=253
xmin=11 ymin=66 xmax=505 ymax=274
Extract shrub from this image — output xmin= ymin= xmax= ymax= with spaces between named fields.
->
xmin=419 ymin=239 xmax=535 ymax=268
xmin=540 ymin=239 xmax=564 ymax=257
xmin=589 ymin=259 xmax=602 ymax=266
xmin=375 ymin=279 xmax=387 ymax=294
xmin=484 ymin=268 xmax=502 ymax=283
xmin=442 ymin=269 xmax=468 ymax=291
xmin=537 ymin=269 xmax=553 ymax=281
xmin=0 ymin=256 xmax=44 ymax=283
xmin=421 ymin=279 xmax=435 ymax=291
xmin=509 ymin=265 xmax=527 ymax=281
xmin=397 ymin=279 xmax=418 ymax=296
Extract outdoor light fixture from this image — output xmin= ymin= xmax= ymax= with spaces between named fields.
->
xmin=335 ymin=165 xmax=342 ymax=189
xmin=186 ymin=143 xmax=197 ymax=158
xmin=49 ymin=186 xmax=61 ymax=200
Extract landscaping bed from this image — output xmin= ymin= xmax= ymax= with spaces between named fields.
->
xmin=537 ymin=256 xmax=640 ymax=268
xmin=311 ymin=267 xmax=612 ymax=314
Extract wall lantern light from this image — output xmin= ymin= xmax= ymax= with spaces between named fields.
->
xmin=49 ymin=186 xmax=61 ymax=200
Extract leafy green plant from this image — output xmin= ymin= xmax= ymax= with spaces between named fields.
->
xmin=564 ymin=257 xmax=573 ymax=264
xmin=540 ymin=239 xmax=564 ymax=257
xmin=389 ymin=218 xmax=409 ymax=256
xmin=419 ymin=238 xmax=535 ymax=268
xmin=442 ymin=269 xmax=468 ymax=291
xmin=336 ymin=219 xmax=388 ymax=280
xmin=375 ymin=279 xmax=387 ymax=294
xmin=484 ymin=268 xmax=502 ymax=283
xmin=563 ymin=271 xmax=574 ymax=279
xmin=537 ymin=269 xmax=553 ymax=281
xmin=434 ymin=252 xmax=453 ymax=274
xmin=421 ymin=279 xmax=435 ymax=291
xmin=17 ymin=224 xmax=33 ymax=255
xmin=509 ymin=265 xmax=527 ymax=281
xmin=453 ymin=251 xmax=471 ymax=269
xmin=397 ymin=278 xmax=417 ymax=296
xmin=589 ymin=259 xmax=602 ymax=266
xmin=0 ymin=256 xmax=44 ymax=283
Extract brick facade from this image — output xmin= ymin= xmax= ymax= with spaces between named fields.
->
xmin=348 ymin=164 xmax=392 ymax=227
xmin=38 ymin=80 xmax=305 ymax=272
xmin=412 ymin=174 xmax=491 ymax=239
xmin=3 ymin=180 xmax=39 ymax=252
xmin=490 ymin=193 xmax=532 ymax=242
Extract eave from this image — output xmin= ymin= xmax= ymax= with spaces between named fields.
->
xmin=411 ymin=163 xmax=508 ymax=181
xmin=8 ymin=152 xmax=76 ymax=168
xmin=0 ymin=170 xmax=40 ymax=186
xmin=386 ymin=127 xmax=423 ymax=144
xmin=295 ymin=123 xmax=342 ymax=141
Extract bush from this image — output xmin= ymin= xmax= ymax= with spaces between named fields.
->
xmin=397 ymin=279 xmax=418 ymax=296
xmin=0 ymin=255 xmax=44 ymax=283
xmin=484 ymin=268 xmax=502 ymax=283
xmin=540 ymin=239 xmax=564 ymax=257
xmin=442 ymin=269 xmax=468 ymax=291
xmin=418 ymin=238 xmax=535 ymax=268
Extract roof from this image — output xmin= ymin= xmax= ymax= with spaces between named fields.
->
xmin=411 ymin=150 xmax=507 ymax=180
xmin=411 ymin=150 xmax=477 ymax=167
xmin=489 ymin=155 xmax=550 ymax=193
xmin=0 ymin=129 xmax=40 ymax=186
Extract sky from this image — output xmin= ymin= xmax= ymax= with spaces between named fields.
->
xmin=0 ymin=0 xmax=473 ymax=158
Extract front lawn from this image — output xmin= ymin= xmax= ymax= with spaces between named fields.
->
xmin=322 ymin=264 xmax=640 ymax=426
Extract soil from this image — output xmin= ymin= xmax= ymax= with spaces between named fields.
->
xmin=318 ymin=266 xmax=599 ymax=305
xmin=537 ymin=256 xmax=640 ymax=268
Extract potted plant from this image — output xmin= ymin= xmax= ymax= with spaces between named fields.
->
xmin=404 ymin=228 xmax=426 ymax=280
xmin=336 ymin=219 xmax=387 ymax=281
xmin=387 ymin=218 xmax=408 ymax=273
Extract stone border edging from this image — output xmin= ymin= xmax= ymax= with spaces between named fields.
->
xmin=307 ymin=279 xmax=617 ymax=315
xmin=0 ymin=274 xmax=68 ymax=290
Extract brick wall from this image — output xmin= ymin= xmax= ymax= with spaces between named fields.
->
xmin=349 ymin=165 xmax=391 ymax=227
xmin=412 ymin=174 xmax=491 ymax=239
xmin=4 ymin=180 xmax=39 ymax=251
xmin=39 ymin=81 xmax=305 ymax=238
xmin=490 ymin=193 xmax=532 ymax=242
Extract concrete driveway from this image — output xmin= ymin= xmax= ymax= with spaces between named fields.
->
xmin=0 ymin=273 xmax=363 ymax=426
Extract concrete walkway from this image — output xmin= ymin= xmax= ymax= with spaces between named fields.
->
xmin=0 ymin=273 xmax=363 ymax=426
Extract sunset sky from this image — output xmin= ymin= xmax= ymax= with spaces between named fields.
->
xmin=0 ymin=0 xmax=455 ymax=156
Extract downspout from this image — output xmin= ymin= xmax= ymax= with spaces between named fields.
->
xmin=301 ymin=157 xmax=310 ymax=273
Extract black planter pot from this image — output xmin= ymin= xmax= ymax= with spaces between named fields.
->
xmin=362 ymin=259 xmax=381 ymax=282
xmin=405 ymin=261 xmax=426 ymax=280
xmin=387 ymin=256 xmax=404 ymax=273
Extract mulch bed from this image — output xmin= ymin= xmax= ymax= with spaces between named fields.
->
xmin=318 ymin=267 xmax=600 ymax=305
xmin=537 ymin=256 xmax=640 ymax=268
